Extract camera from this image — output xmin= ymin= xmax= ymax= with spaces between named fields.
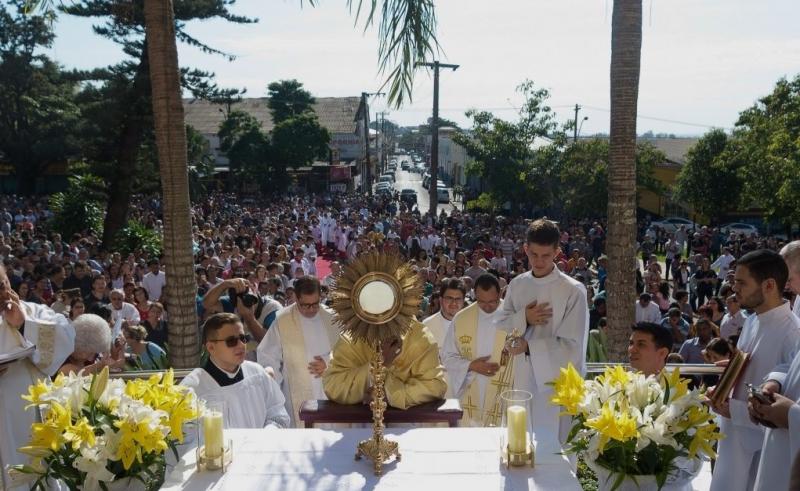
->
xmin=228 ymin=288 xmax=260 ymax=308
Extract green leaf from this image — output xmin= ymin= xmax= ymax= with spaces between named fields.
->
xmin=610 ymin=470 xmax=627 ymax=491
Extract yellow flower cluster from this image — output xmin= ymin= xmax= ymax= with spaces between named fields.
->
xmin=550 ymin=362 xmax=586 ymax=415
xmin=585 ymin=402 xmax=639 ymax=452
xmin=124 ymin=370 xmax=198 ymax=444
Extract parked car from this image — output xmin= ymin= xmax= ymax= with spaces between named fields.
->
xmin=648 ymin=217 xmax=698 ymax=234
xmin=719 ymin=222 xmax=759 ymax=237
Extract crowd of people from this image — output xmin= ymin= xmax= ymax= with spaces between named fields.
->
xmin=2 ymin=172 xmax=800 ymax=489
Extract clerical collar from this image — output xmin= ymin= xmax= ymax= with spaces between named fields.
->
xmin=203 ymin=358 xmax=243 ymax=387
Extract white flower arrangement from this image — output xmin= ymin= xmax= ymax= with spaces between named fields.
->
xmin=11 ymin=367 xmax=199 ymax=491
xmin=551 ymin=364 xmax=723 ymax=490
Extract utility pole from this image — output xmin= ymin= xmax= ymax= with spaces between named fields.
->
xmin=361 ymin=91 xmax=384 ymax=195
xmin=572 ymin=104 xmax=588 ymax=143
xmin=377 ymin=111 xmax=389 ymax=173
xmin=416 ymin=61 xmax=459 ymax=216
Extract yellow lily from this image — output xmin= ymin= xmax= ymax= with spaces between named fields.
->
xmin=550 ymin=363 xmax=586 ymax=416
xmin=661 ymin=367 xmax=689 ymax=401
xmin=21 ymin=380 xmax=51 ymax=408
xmin=689 ymin=423 xmax=723 ymax=459
xmin=585 ymin=402 xmax=639 ymax=453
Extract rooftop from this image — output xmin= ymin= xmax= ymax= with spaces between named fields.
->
xmin=183 ymin=96 xmax=364 ymax=135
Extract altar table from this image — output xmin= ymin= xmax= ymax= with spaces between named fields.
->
xmin=298 ymin=398 xmax=463 ymax=428
xmin=162 ymin=427 xmax=583 ymax=490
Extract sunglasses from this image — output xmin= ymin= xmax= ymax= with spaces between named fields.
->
xmin=208 ymin=333 xmax=251 ymax=347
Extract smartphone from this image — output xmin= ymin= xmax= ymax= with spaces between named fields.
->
xmin=746 ymin=383 xmax=774 ymax=405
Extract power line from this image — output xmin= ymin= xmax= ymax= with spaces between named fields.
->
xmin=389 ymin=103 xmax=732 ymax=130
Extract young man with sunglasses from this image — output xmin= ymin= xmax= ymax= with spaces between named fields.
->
xmin=257 ymin=276 xmax=340 ymax=427
xmin=181 ymin=313 xmax=289 ymax=429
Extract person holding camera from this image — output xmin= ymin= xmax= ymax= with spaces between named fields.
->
xmin=201 ymin=278 xmax=281 ymax=351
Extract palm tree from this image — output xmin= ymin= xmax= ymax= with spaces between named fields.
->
xmin=143 ymin=0 xmax=199 ymax=368
xmin=142 ymin=0 xmax=439 ymax=367
xmin=606 ymin=0 xmax=642 ymax=361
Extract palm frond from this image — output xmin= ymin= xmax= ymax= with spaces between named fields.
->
xmin=347 ymin=0 xmax=440 ymax=108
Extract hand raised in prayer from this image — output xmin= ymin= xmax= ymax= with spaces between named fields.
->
xmin=749 ymin=392 xmax=794 ymax=429
xmin=525 ymin=301 xmax=552 ymax=328
xmin=0 ymin=285 xmax=25 ymax=330
xmin=469 ymin=356 xmax=500 ymax=377
xmin=307 ymin=355 xmax=327 ymax=378
xmin=381 ymin=337 xmax=403 ymax=366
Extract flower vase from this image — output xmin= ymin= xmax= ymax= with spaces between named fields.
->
xmin=105 ymin=476 xmax=147 ymax=491
xmin=587 ymin=457 xmax=702 ymax=491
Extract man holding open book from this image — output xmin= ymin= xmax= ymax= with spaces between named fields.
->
xmin=709 ymin=250 xmax=800 ymax=491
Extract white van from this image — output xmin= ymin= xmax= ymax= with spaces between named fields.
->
xmin=436 ymin=187 xmax=449 ymax=203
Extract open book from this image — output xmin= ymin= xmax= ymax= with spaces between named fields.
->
xmin=0 ymin=344 xmax=35 ymax=366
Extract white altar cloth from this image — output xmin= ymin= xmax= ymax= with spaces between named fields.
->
xmin=162 ymin=427 xmax=582 ymax=491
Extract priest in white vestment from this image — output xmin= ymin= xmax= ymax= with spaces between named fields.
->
xmin=257 ymin=276 xmax=340 ymax=426
xmin=750 ymin=346 xmax=800 ymax=490
xmin=0 ymin=266 xmax=75 ymax=490
xmin=709 ymin=250 xmax=800 ymax=491
xmin=443 ymin=273 xmax=512 ymax=426
xmin=181 ymin=313 xmax=290 ymax=429
xmin=496 ymin=219 xmax=588 ymax=456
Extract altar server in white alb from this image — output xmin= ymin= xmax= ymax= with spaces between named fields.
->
xmin=181 ymin=313 xmax=290 ymax=429
xmin=708 ymin=250 xmax=800 ymax=491
xmin=746 ymin=241 xmax=800 ymax=491
xmin=422 ymin=278 xmax=467 ymax=358
xmin=497 ymin=219 xmax=589 ymax=453
xmin=443 ymin=273 xmax=513 ymax=426
xmin=257 ymin=276 xmax=340 ymax=426
xmin=0 ymin=264 xmax=75 ymax=490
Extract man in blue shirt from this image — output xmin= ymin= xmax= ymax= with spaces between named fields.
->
xmin=678 ymin=318 xmax=714 ymax=364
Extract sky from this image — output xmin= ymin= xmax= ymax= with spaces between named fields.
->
xmin=48 ymin=0 xmax=800 ymax=136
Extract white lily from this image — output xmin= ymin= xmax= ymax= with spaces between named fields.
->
xmin=73 ymin=446 xmax=115 ymax=491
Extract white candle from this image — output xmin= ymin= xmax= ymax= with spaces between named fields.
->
xmin=203 ymin=410 xmax=224 ymax=459
xmin=507 ymin=405 xmax=527 ymax=454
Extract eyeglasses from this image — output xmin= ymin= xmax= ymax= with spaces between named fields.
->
xmin=297 ymin=301 xmax=320 ymax=310
xmin=208 ymin=333 xmax=251 ymax=347
xmin=442 ymin=295 xmax=464 ymax=303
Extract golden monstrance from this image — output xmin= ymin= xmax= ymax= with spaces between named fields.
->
xmin=329 ymin=252 xmax=423 ymax=476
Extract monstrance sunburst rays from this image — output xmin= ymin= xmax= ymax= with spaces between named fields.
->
xmin=330 ymin=252 xmax=423 ymax=346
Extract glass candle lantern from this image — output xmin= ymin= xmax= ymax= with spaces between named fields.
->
xmin=197 ymin=398 xmax=232 ymax=471
xmin=500 ymin=390 xmax=534 ymax=468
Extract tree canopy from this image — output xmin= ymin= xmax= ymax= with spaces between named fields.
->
xmin=673 ymin=129 xmax=742 ymax=222
xmin=0 ymin=1 xmax=80 ymax=195
xmin=266 ymin=79 xmax=316 ymax=124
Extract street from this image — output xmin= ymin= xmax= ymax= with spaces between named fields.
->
xmin=380 ymin=154 xmax=457 ymax=215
